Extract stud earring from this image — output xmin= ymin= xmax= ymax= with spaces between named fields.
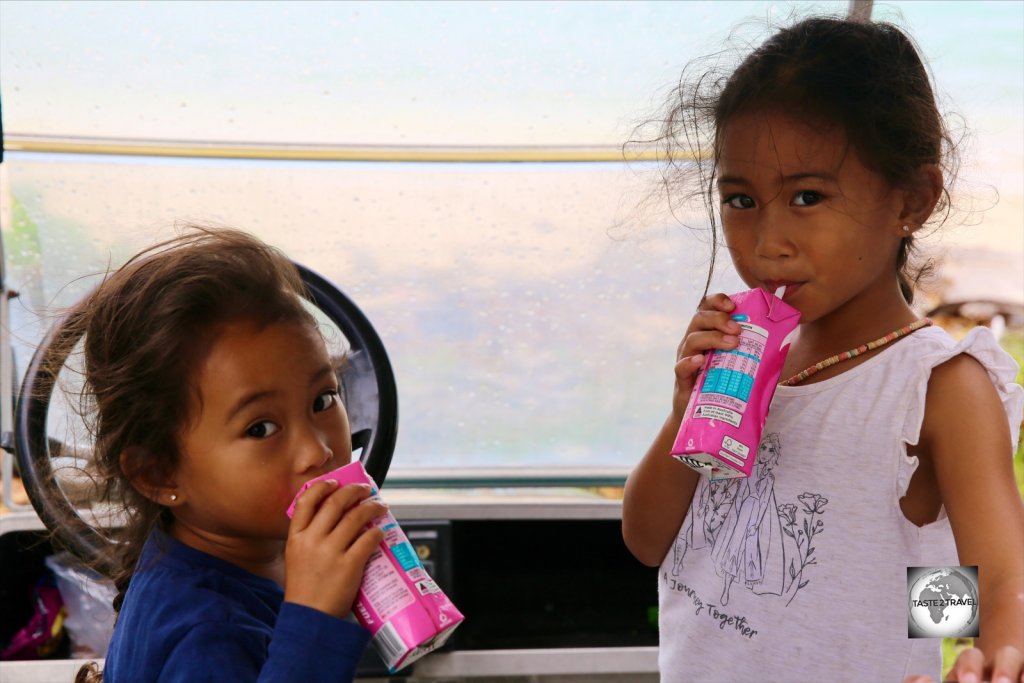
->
xmin=902 ymin=225 xmax=912 ymax=233
xmin=169 ymin=494 xmax=178 ymax=502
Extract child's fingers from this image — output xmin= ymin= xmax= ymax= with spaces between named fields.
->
xmin=684 ymin=309 xmax=741 ymax=348
xmin=299 ymin=483 xmax=373 ymax=537
xmin=677 ymin=328 xmax=740 ymax=362
xmin=675 ymin=352 xmax=705 ymax=370
xmin=343 ymin=524 xmax=386 ymax=567
xmin=327 ymin=501 xmax=390 ymax=549
xmin=987 ymin=645 xmax=1024 ymax=683
xmin=287 ymin=480 xmax=339 ymax=532
xmin=687 ymin=307 xmax=742 ymax=334
xmin=672 ymin=294 xmax=741 ymax=366
xmin=671 ymin=354 xmax=706 ymax=416
xmin=698 ymin=292 xmax=736 ymax=313
xmin=942 ymin=646 xmax=984 ymax=682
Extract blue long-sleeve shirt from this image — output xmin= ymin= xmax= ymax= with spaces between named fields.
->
xmin=103 ymin=529 xmax=369 ymax=683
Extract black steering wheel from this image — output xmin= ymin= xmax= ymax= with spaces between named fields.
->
xmin=14 ymin=263 xmax=398 ymax=573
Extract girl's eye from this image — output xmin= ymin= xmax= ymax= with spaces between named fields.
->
xmin=792 ymin=190 xmax=823 ymax=207
xmin=723 ymin=194 xmax=755 ymax=209
xmin=245 ymin=421 xmax=279 ymax=439
xmin=313 ymin=390 xmax=338 ymax=413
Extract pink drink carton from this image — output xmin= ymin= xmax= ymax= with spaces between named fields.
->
xmin=671 ymin=288 xmax=800 ymax=479
xmin=287 ymin=462 xmax=464 ymax=672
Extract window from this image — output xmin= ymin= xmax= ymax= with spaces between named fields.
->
xmin=2 ymin=0 xmax=1021 ymax=477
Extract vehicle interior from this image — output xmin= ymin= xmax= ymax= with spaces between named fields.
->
xmin=1 ymin=1 xmax=1021 ymax=681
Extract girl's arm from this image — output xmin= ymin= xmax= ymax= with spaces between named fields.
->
xmin=623 ymin=412 xmax=701 ymax=566
xmin=622 ymin=294 xmax=741 ymax=567
xmin=918 ymin=354 xmax=1024 ymax=682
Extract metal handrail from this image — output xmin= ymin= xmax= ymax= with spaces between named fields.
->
xmin=384 ymin=466 xmax=629 ymax=489
xmin=2 ymin=133 xmax=685 ymax=163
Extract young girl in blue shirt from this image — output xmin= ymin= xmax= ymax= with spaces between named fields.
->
xmin=72 ymin=227 xmax=387 ymax=682
xmin=621 ymin=16 xmax=1024 ymax=683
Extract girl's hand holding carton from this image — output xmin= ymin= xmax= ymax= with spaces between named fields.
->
xmin=671 ymin=288 xmax=799 ymax=480
xmin=288 ymin=462 xmax=465 ymax=673
xmin=285 ymin=479 xmax=388 ymax=622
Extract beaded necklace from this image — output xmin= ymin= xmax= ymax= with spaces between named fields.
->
xmin=779 ymin=318 xmax=933 ymax=386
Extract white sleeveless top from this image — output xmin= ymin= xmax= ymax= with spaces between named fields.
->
xmin=657 ymin=326 xmax=1023 ymax=682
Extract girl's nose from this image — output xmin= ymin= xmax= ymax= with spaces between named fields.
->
xmin=296 ymin=426 xmax=334 ymax=474
xmin=754 ymin=210 xmax=795 ymax=260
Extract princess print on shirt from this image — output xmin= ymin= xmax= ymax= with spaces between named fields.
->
xmin=671 ymin=478 xmax=739 ymax=576
xmin=670 ymin=433 xmax=829 ymax=607
xmin=712 ymin=434 xmax=786 ymax=604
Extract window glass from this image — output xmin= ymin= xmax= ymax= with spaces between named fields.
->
xmin=2 ymin=1 xmax=1020 ymax=477
xmin=3 ymin=155 xmax=725 ymax=471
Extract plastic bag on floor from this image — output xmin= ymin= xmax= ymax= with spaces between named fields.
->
xmin=0 ymin=571 xmax=66 ymax=660
xmin=44 ymin=553 xmax=117 ymax=658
